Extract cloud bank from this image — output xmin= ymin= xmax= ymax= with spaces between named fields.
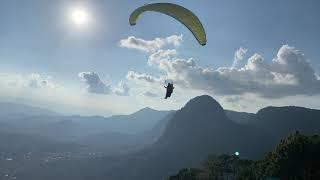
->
xmin=0 ymin=73 xmax=57 ymax=90
xmin=79 ymin=72 xmax=130 ymax=96
xmin=0 ymin=72 xmax=138 ymax=115
xmin=232 ymin=47 xmax=248 ymax=68
xmin=113 ymin=81 xmax=130 ymax=96
xmin=119 ymin=34 xmax=183 ymax=53
xmin=78 ymin=72 xmax=112 ymax=94
xmin=120 ymin=36 xmax=320 ymax=99
xmin=2 ymin=35 xmax=318 ymax=115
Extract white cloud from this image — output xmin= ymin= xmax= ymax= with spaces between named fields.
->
xmin=222 ymin=95 xmax=248 ymax=110
xmin=119 ymin=34 xmax=183 ymax=53
xmin=0 ymin=73 xmax=57 ymax=90
xmin=78 ymin=72 xmax=112 ymax=94
xmin=113 ymin=81 xmax=130 ymax=96
xmin=122 ymin=35 xmax=320 ymax=99
xmin=232 ymin=47 xmax=248 ymax=68
xmin=27 ymin=73 xmax=56 ymax=89
xmin=126 ymin=71 xmax=162 ymax=84
xmin=165 ymin=34 xmax=183 ymax=46
xmin=79 ymin=72 xmax=131 ymax=96
xmin=148 ymin=49 xmax=178 ymax=66
xmin=0 ymin=72 xmax=139 ymax=116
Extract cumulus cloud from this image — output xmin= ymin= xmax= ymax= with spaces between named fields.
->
xmin=126 ymin=71 xmax=162 ymax=84
xmin=78 ymin=72 xmax=112 ymax=94
xmin=232 ymin=47 xmax=248 ymax=68
xmin=119 ymin=34 xmax=183 ymax=53
xmin=122 ymin=36 xmax=320 ymax=98
xmin=28 ymin=73 xmax=56 ymax=89
xmin=148 ymin=49 xmax=178 ymax=66
xmin=165 ymin=34 xmax=183 ymax=46
xmin=0 ymin=73 xmax=57 ymax=89
xmin=222 ymin=96 xmax=248 ymax=110
xmin=0 ymin=72 xmax=142 ymax=115
xmin=78 ymin=72 xmax=131 ymax=96
xmin=113 ymin=81 xmax=130 ymax=96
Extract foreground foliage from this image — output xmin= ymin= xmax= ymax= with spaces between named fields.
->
xmin=168 ymin=132 xmax=320 ymax=180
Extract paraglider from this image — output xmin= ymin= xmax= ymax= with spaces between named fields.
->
xmin=129 ymin=3 xmax=207 ymax=99
xmin=164 ymin=82 xmax=174 ymax=99
xmin=129 ymin=3 xmax=207 ymax=46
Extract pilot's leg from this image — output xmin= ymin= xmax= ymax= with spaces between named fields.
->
xmin=165 ymin=91 xmax=169 ymax=99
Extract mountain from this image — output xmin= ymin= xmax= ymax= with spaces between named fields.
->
xmin=52 ymin=107 xmax=172 ymax=137
xmin=254 ymin=106 xmax=320 ymax=139
xmin=100 ymin=96 xmax=320 ymax=180
xmin=128 ymin=95 xmax=271 ymax=180
xmin=0 ymin=102 xmax=58 ymax=119
xmin=142 ymin=112 xmax=175 ymax=143
xmin=0 ymin=105 xmax=170 ymax=138
xmin=74 ymin=112 xmax=176 ymax=154
xmin=0 ymin=104 xmax=172 ymax=156
xmin=10 ymin=95 xmax=320 ymax=180
xmin=157 ymin=95 xmax=270 ymax=156
xmin=54 ymin=95 xmax=270 ymax=180
xmin=158 ymin=95 xmax=235 ymax=146
xmin=225 ymin=110 xmax=256 ymax=124
xmin=100 ymin=107 xmax=172 ymax=134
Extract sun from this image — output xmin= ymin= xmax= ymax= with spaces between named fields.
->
xmin=70 ymin=8 xmax=90 ymax=26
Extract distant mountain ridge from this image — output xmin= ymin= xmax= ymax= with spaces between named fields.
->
xmin=91 ymin=95 xmax=320 ymax=180
xmin=3 ymin=95 xmax=320 ymax=180
xmin=0 ymin=103 xmax=172 ymax=155
xmin=254 ymin=105 xmax=320 ymax=138
xmin=0 ymin=102 xmax=58 ymax=118
xmin=225 ymin=110 xmax=256 ymax=124
xmin=0 ymin=103 xmax=171 ymax=136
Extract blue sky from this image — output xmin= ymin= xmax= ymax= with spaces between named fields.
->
xmin=0 ymin=0 xmax=319 ymax=115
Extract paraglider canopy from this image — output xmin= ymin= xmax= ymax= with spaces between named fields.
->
xmin=129 ymin=3 xmax=207 ymax=46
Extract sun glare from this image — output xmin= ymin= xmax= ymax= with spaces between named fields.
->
xmin=70 ymin=8 xmax=90 ymax=26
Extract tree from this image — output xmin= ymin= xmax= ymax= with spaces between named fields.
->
xmin=259 ymin=131 xmax=320 ymax=179
xmin=202 ymin=154 xmax=240 ymax=178
xmin=167 ymin=168 xmax=204 ymax=180
xmin=168 ymin=132 xmax=320 ymax=180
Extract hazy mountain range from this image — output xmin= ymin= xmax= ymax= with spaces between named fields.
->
xmin=1 ymin=95 xmax=319 ymax=180
xmin=0 ymin=103 xmax=172 ymax=153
